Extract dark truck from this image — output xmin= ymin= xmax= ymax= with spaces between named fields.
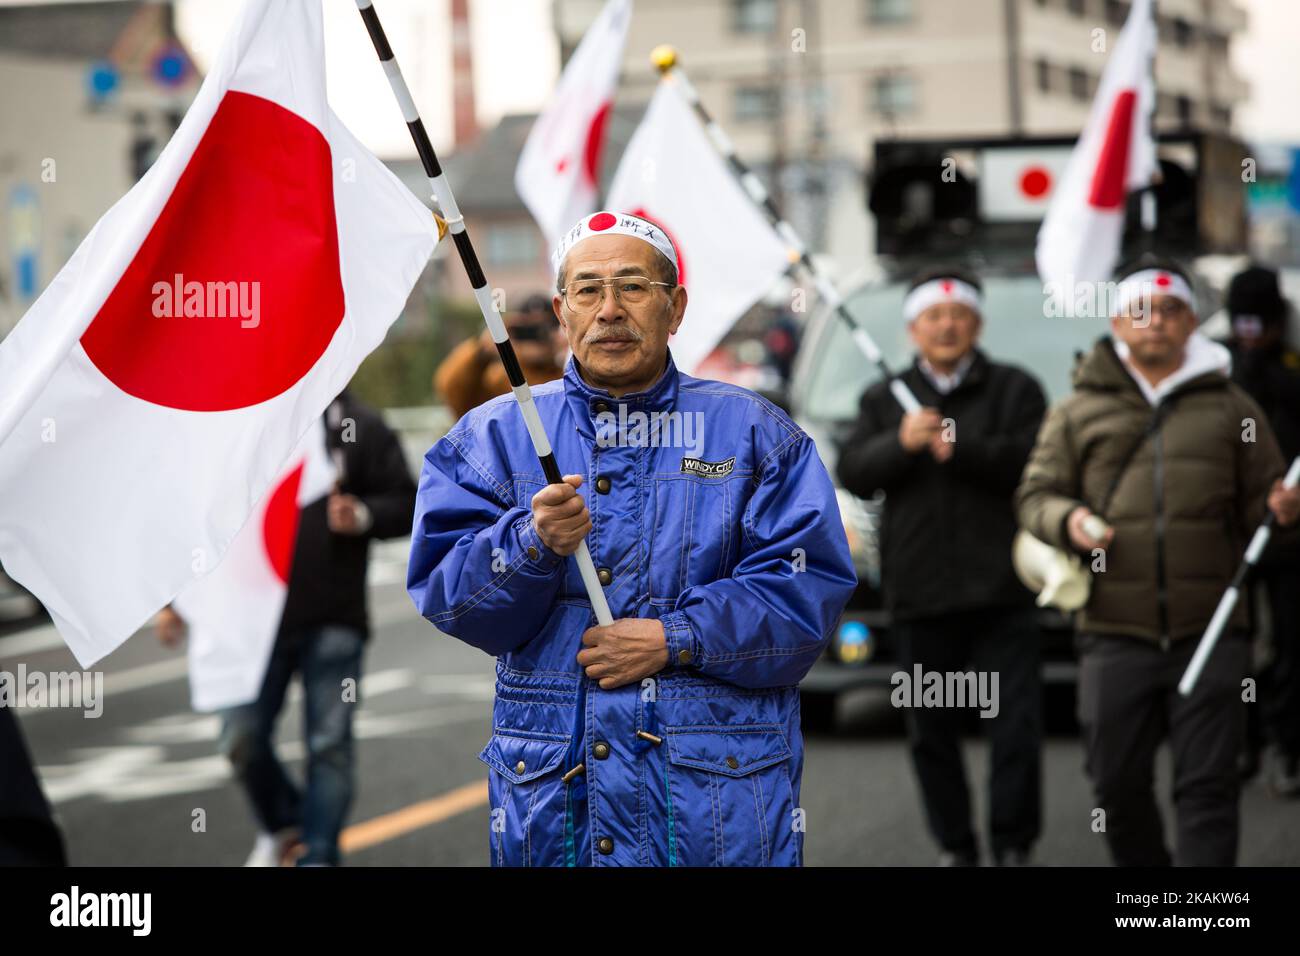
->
xmin=791 ymin=131 xmax=1249 ymax=731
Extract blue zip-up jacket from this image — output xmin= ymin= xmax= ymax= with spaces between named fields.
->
xmin=408 ymin=351 xmax=856 ymax=866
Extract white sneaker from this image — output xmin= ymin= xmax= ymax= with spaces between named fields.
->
xmin=242 ymin=827 xmax=301 ymax=867
xmin=243 ymin=832 xmax=279 ymax=867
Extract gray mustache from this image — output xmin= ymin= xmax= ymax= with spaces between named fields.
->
xmin=585 ymin=327 xmax=644 ymax=344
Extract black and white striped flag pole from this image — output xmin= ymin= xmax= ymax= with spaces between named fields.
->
xmin=355 ymin=0 xmax=614 ymax=627
xmin=1180 ymin=455 xmax=1300 ymax=696
xmin=651 ymin=46 xmax=922 ymax=415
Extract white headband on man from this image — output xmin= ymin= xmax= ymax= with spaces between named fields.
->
xmin=551 ymin=211 xmax=679 ymax=277
xmin=1112 ymin=268 xmax=1196 ymax=317
xmin=903 ymin=277 xmax=982 ymax=323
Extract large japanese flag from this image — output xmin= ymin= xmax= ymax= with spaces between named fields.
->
xmin=515 ymin=0 xmax=631 ymax=247
xmin=606 ymin=82 xmax=790 ymax=373
xmin=0 ymin=0 xmax=438 ymax=666
xmin=175 ymin=419 xmax=334 ymax=712
xmin=1036 ymin=0 xmax=1158 ymax=301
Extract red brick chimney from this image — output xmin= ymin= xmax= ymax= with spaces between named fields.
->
xmin=450 ymin=0 xmax=479 ymax=148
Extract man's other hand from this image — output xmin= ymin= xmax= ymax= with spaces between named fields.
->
xmin=1067 ymin=505 xmax=1114 ymax=554
xmin=577 ymin=618 xmax=670 ymax=690
xmin=327 ymin=493 xmax=372 ymax=536
xmin=899 ymin=408 xmax=943 ymax=454
xmin=155 ymin=606 xmax=186 ymax=649
xmin=531 ymin=475 xmax=591 ymax=557
xmin=1269 ymin=479 xmax=1300 ymax=527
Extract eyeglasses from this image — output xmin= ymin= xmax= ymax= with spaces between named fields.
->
xmin=560 ymin=275 xmax=673 ymax=314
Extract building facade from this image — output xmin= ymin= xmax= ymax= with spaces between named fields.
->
xmin=554 ymin=0 xmax=1248 ymax=277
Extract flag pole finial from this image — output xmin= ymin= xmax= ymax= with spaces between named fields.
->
xmin=651 ymin=45 xmax=678 ymax=73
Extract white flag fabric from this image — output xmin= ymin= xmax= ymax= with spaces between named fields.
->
xmin=515 ymin=0 xmax=631 ymax=247
xmin=1036 ymin=0 xmax=1158 ymax=300
xmin=175 ymin=419 xmax=334 ymax=713
xmin=0 ymin=0 xmax=437 ymax=666
xmin=606 ymin=82 xmax=790 ymax=374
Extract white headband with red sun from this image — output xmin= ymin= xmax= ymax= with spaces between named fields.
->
xmin=552 ymin=211 xmax=680 ymax=277
xmin=1112 ymin=269 xmax=1196 ymax=318
xmin=903 ymin=277 xmax=982 ymax=323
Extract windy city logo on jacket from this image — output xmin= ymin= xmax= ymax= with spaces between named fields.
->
xmin=680 ymin=455 xmax=736 ymax=478
xmin=593 ymin=406 xmax=705 ymax=455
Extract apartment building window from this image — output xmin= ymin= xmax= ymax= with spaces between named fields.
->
xmin=867 ymin=0 xmax=912 ymax=25
xmin=1170 ymin=17 xmax=1194 ymax=47
xmin=1067 ymin=66 xmax=1089 ymax=101
xmin=872 ymin=73 xmax=917 ymax=117
xmin=1035 ymin=58 xmax=1052 ymax=93
xmin=486 ymin=222 xmax=540 ymax=268
xmin=732 ymin=0 xmax=778 ymax=33
xmin=734 ymin=84 xmax=778 ymax=121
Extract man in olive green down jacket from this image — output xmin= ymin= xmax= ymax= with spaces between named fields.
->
xmin=1016 ymin=256 xmax=1300 ymax=866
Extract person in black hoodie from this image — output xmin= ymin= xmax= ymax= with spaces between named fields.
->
xmin=1223 ymin=265 xmax=1300 ymax=795
xmin=837 ymin=266 xmax=1047 ymax=866
xmin=158 ymin=389 xmax=416 ymax=866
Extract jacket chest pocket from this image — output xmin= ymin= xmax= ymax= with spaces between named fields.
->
xmin=479 ymin=731 xmax=571 ymax=867
xmin=662 ymin=725 xmax=798 ymax=867
xmin=649 ymin=476 xmax=742 ymax=599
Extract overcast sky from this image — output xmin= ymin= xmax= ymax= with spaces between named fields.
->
xmin=3 ymin=0 xmax=1297 ymax=155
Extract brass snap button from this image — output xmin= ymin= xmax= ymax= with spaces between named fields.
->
xmin=527 ymin=546 xmax=540 ymax=561
xmin=598 ymin=837 xmax=614 ymax=855
xmin=677 ymin=648 xmax=693 ymax=665
xmin=597 ymin=567 xmax=613 ymax=586
xmin=725 ymin=756 xmax=739 ymax=770
xmin=593 ymin=741 xmax=611 ymax=760
xmin=595 ymin=476 xmax=611 ymax=494
xmin=515 ymin=760 xmax=526 ymax=774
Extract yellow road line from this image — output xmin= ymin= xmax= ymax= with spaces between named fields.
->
xmin=340 ymin=779 xmax=488 ymax=855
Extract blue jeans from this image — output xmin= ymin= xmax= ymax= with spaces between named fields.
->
xmin=218 ymin=624 xmax=365 ymax=866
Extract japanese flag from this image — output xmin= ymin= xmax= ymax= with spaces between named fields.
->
xmin=175 ymin=419 xmax=335 ymax=712
xmin=1036 ymin=0 xmax=1158 ymax=301
xmin=515 ymin=0 xmax=631 ymax=247
xmin=0 ymin=0 xmax=438 ymax=666
xmin=606 ymin=81 xmax=790 ymax=373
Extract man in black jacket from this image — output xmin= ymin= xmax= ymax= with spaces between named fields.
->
xmin=837 ymin=267 xmax=1047 ymax=866
xmin=1223 ymin=265 xmax=1300 ymax=795
xmin=159 ymin=389 xmax=416 ymax=865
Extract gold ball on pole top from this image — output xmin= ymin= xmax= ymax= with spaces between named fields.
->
xmin=650 ymin=45 xmax=678 ymax=73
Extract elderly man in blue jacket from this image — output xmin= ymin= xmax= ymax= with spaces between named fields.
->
xmin=408 ymin=211 xmax=856 ymax=867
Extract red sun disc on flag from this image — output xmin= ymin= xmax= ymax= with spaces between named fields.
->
xmin=1019 ymin=166 xmax=1052 ymax=199
xmin=1087 ymin=89 xmax=1137 ymax=211
xmin=940 ymin=279 xmax=954 ymax=294
xmin=582 ymin=102 xmax=612 ymax=189
xmin=630 ymin=207 xmax=686 ymax=287
xmin=80 ymin=91 xmax=345 ymax=412
xmin=1155 ymin=272 xmax=1171 ymax=288
xmin=262 ymin=460 xmax=305 ymax=585
xmin=588 ymin=212 xmax=617 ymax=231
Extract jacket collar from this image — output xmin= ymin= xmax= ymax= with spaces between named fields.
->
xmin=1078 ymin=335 xmax=1229 ymax=404
xmin=907 ymin=348 xmax=990 ymax=402
xmin=564 ymin=349 xmax=681 ymax=440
